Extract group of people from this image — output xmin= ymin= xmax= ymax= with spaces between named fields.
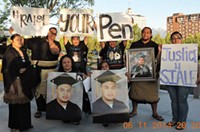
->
xmin=1 ymin=26 xmax=198 ymax=131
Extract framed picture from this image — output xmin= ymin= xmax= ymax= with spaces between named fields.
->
xmin=127 ymin=48 xmax=156 ymax=81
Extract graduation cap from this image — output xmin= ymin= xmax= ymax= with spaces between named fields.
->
xmin=136 ymin=52 xmax=146 ymax=58
xmin=51 ymin=74 xmax=77 ymax=87
xmin=95 ymin=71 xmax=121 ymax=84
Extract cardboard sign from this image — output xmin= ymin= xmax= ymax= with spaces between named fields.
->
xmin=59 ymin=8 xmax=95 ymax=36
xmin=96 ymin=12 xmax=133 ymax=41
xmin=11 ymin=6 xmax=49 ymax=36
xmin=160 ymin=44 xmax=198 ymax=87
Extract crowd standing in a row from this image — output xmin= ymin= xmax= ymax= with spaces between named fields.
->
xmin=1 ymin=26 xmax=199 ymax=132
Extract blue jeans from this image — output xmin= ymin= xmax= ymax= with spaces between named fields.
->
xmin=167 ymin=86 xmax=192 ymax=122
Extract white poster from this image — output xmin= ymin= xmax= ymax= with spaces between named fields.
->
xmin=96 ymin=12 xmax=133 ymax=41
xmin=160 ymin=44 xmax=198 ymax=87
xmin=59 ymin=8 xmax=95 ymax=36
xmin=46 ymin=72 xmax=83 ymax=120
xmin=11 ymin=6 xmax=49 ymax=36
xmin=91 ymin=70 xmax=129 ymax=123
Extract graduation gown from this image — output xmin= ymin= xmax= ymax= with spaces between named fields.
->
xmin=46 ymin=99 xmax=82 ymax=122
xmin=92 ymin=98 xmax=129 ymax=123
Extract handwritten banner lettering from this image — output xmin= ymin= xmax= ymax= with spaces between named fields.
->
xmin=160 ymin=44 xmax=198 ymax=87
xmin=59 ymin=9 xmax=95 ymax=36
xmin=96 ymin=12 xmax=133 ymax=41
xmin=11 ymin=6 xmax=49 ymax=36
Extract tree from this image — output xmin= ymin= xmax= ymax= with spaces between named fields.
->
xmin=152 ymin=33 xmax=165 ymax=44
xmin=0 ymin=0 xmax=11 ymax=30
xmin=0 ymin=0 xmax=94 ymax=30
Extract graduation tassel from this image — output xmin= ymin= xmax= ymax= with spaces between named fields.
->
xmin=96 ymin=78 xmax=98 ymax=98
xmin=52 ymin=80 xmax=54 ymax=99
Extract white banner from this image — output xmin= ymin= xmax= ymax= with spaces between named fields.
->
xmin=160 ymin=44 xmax=198 ymax=87
xmin=59 ymin=8 xmax=95 ymax=36
xmin=11 ymin=6 xmax=49 ymax=36
xmin=96 ymin=12 xmax=133 ymax=41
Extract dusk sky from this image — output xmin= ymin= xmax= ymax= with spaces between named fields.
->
xmin=92 ymin=0 xmax=200 ymax=30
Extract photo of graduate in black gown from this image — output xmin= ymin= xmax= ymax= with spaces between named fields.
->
xmin=46 ymin=74 xmax=82 ymax=124
xmin=92 ymin=70 xmax=129 ymax=123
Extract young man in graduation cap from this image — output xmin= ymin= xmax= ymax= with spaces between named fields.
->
xmin=46 ymin=74 xmax=82 ymax=125
xmin=92 ymin=71 xmax=129 ymax=124
xmin=131 ymin=52 xmax=151 ymax=78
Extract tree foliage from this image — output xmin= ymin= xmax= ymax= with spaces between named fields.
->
xmin=0 ymin=0 xmax=94 ymax=30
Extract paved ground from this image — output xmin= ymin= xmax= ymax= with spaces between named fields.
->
xmin=0 ymin=81 xmax=200 ymax=132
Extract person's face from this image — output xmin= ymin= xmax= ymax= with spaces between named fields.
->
xmin=62 ymin=57 xmax=72 ymax=71
xmin=48 ymin=28 xmax=57 ymax=40
xmin=101 ymin=62 xmax=110 ymax=70
xmin=101 ymin=81 xmax=116 ymax=101
xmin=142 ymin=28 xmax=152 ymax=41
xmin=138 ymin=57 xmax=145 ymax=66
xmin=56 ymin=84 xmax=72 ymax=103
xmin=109 ymin=41 xmax=117 ymax=48
xmin=12 ymin=36 xmax=22 ymax=48
xmin=171 ymin=34 xmax=182 ymax=44
xmin=72 ymin=36 xmax=80 ymax=46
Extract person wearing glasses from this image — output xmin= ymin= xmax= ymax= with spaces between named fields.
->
xmin=23 ymin=27 xmax=61 ymax=118
xmin=166 ymin=31 xmax=194 ymax=130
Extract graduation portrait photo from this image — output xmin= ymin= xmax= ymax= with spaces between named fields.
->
xmin=127 ymin=48 xmax=156 ymax=81
xmin=46 ymin=72 xmax=83 ymax=123
xmin=91 ymin=70 xmax=129 ymax=123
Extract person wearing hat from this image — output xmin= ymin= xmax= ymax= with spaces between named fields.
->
xmin=131 ymin=52 xmax=151 ymax=78
xmin=46 ymin=74 xmax=82 ymax=125
xmin=92 ymin=71 xmax=129 ymax=124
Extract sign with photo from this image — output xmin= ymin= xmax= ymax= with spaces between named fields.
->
xmin=91 ymin=69 xmax=129 ymax=123
xmin=96 ymin=12 xmax=133 ymax=41
xmin=127 ymin=48 xmax=156 ymax=81
xmin=11 ymin=6 xmax=49 ymax=36
xmin=46 ymin=72 xmax=83 ymax=121
xmin=160 ymin=44 xmax=198 ymax=87
xmin=59 ymin=8 xmax=95 ymax=36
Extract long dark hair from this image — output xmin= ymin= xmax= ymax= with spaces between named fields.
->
xmin=58 ymin=54 xmax=75 ymax=72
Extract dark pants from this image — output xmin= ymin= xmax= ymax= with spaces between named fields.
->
xmin=9 ymin=102 xmax=32 ymax=130
xmin=36 ymin=95 xmax=46 ymax=111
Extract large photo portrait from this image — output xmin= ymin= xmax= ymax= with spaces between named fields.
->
xmin=127 ymin=48 xmax=156 ymax=81
xmin=46 ymin=72 xmax=83 ymax=122
xmin=91 ymin=70 xmax=129 ymax=123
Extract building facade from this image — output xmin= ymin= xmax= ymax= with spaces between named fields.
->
xmin=167 ymin=13 xmax=200 ymax=38
xmin=126 ymin=8 xmax=146 ymax=29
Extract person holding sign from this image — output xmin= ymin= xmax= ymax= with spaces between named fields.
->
xmin=46 ymin=74 xmax=82 ymax=125
xmin=23 ymin=27 xmax=61 ymax=118
xmin=131 ymin=52 xmax=151 ymax=78
xmin=165 ymin=31 xmax=193 ymax=130
xmin=64 ymin=36 xmax=88 ymax=74
xmin=128 ymin=27 xmax=164 ymax=121
xmin=93 ymin=70 xmax=129 ymax=124
xmin=99 ymin=40 xmax=126 ymax=69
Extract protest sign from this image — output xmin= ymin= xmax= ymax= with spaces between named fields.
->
xmin=96 ymin=12 xmax=133 ymax=41
xmin=160 ymin=44 xmax=198 ymax=87
xmin=59 ymin=8 xmax=95 ymax=36
xmin=11 ymin=6 xmax=49 ymax=36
